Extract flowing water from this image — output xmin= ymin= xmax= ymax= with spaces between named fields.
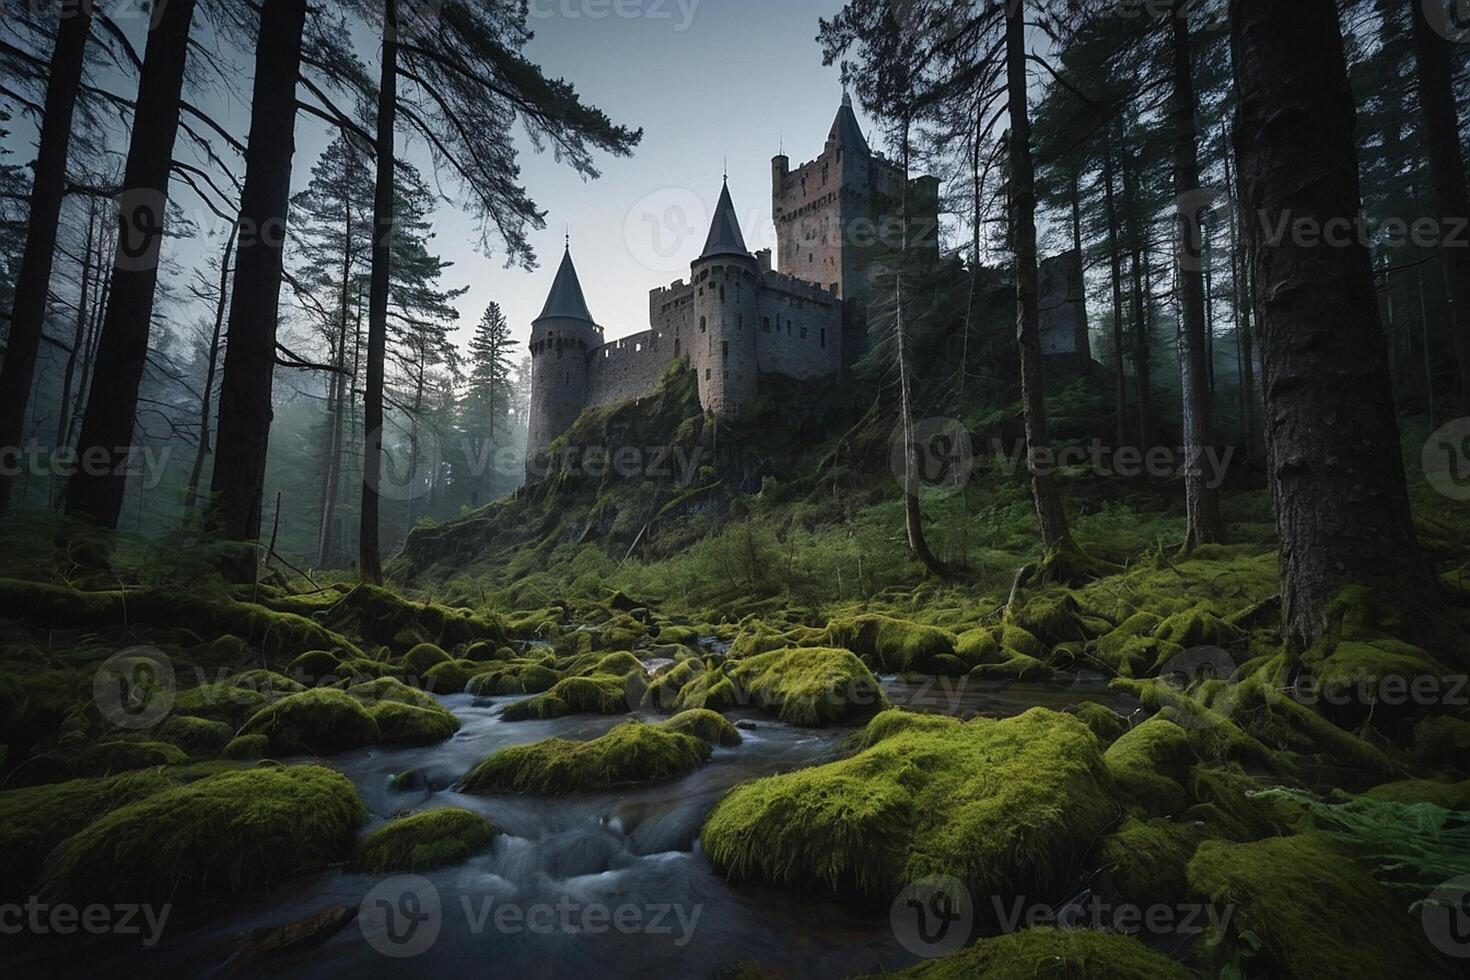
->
xmin=40 ymin=674 xmax=1122 ymax=979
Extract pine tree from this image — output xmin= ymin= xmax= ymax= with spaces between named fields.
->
xmin=463 ymin=301 xmax=515 ymax=500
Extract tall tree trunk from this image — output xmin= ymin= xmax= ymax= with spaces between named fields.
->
xmin=360 ymin=0 xmax=399 ymax=584
xmin=1410 ymin=0 xmax=1470 ymax=399
xmin=182 ymin=227 xmax=236 ymax=515
xmin=1171 ymin=3 xmax=1225 ymax=549
xmin=1123 ymin=150 xmax=1153 ymax=449
xmin=69 ymin=221 xmax=111 ymax=451
xmin=1103 ymin=132 xmax=1128 ymax=448
xmin=1231 ymin=0 xmax=1439 ymax=654
xmin=1227 ymin=145 xmax=1262 ymax=465
xmin=896 ymin=114 xmax=946 ymax=577
xmin=65 ymin=0 xmax=197 ymax=528
xmin=316 ymin=190 xmax=355 ymax=568
xmin=1069 ymin=167 xmax=1092 ymax=373
xmin=208 ymin=0 xmax=309 ymax=557
xmin=1006 ymin=0 xmax=1074 ymax=558
xmin=53 ymin=200 xmax=97 ymax=454
xmin=0 ymin=1 xmax=91 ymax=514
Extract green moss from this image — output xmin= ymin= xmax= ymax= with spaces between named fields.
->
xmin=221 ymin=734 xmax=268 ymax=760
xmin=1102 ymin=713 xmax=1261 ymax=816
xmin=726 ymin=648 xmax=886 ymax=726
xmin=1101 ymin=816 xmax=1202 ymax=905
xmin=1364 ymin=778 xmax=1470 ymax=811
xmin=159 ymin=715 xmax=233 ymax=757
xmin=503 ymin=674 xmax=630 ymax=721
xmin=465 ymin=661 xmax=560 ymax=696
xmin=590 ymin=651 xmax=644 ymax=676
xmin=702 ymin=708 xmax=1113 ymax=899
xmin=1004 ymin=592 xmax=1092 ymax=647
xmin=671 ymin=670 xmax=737 ymax=713
xmin=880 ymin=926 xmax=1189 ymax=979
xmin=173 ymin=683 xmax=270 ymax=726
xmin=42 ymin=764 xmax=366 ymax=908
xmin=285 ymin=649 xmax=343 ymax=684
xmin=369 ymin=700 xmax=460 ymax=745
xmin=954 ymin=627 xmax=1001 ymax=667
xmin=193 ymin=634 xmax=252 ymax=666
xmin=351 ymin=807 xmax=496 ymax=872
xmin=72 ymin=739 xmax=188 ymax=775
xmin=225 ymin=669 xmax=306 ymax=695
xmin=969 ymin=654 xmax=1055 ymax=683
xmin=1153 ymin=605 xmax=1239 ymax=648
xmin=460 ymin=721 xmax=710 ymax=795
xmin=0 ymin=770 xmax=177 ymax=899
xmin=424 ymin=658 xmax=481 ymax=693
xmin=399 ymin=642 xmax=451 ymax=676
xmin=994 ymin=624 xmax=1046 ymax=660
xmin=346 ymin=676 xmax=441 ymax=710
xmin=239 ymin=689 xmax=381 ymax=756
xmin=642 ymin=659 xmax=700 ymax=711
xmin=1187 ymin=833 xmax=1453 ymax=978
xmin=461 ymin=641 xmax=513 ymax=663
xmin=1072 ymin=701 xmax=1129 ymax=744
xmin=658 ymin=625 xmax=701 ymax=647
xmin=663 ymin=708 xmax=741 ymax=746
xmin=1414 ymin=715 xmax=1470 ymax=767
xmin=824 ymin=614 xmax=957 ymax=672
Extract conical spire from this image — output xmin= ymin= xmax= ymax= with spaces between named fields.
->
xmin=699 ymin=180 xmax=751 ymax=261
xmin=827 ymin=92 xmax=869 ymax=154
xmin=535 ymin=244 xmax=595 ymax=323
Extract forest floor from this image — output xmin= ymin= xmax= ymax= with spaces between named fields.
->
xmin=1 ymin=419 xmax=1469 ymax=978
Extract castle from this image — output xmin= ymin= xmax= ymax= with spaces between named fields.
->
xmin=525 ymin=95 xmax=940 ymax=478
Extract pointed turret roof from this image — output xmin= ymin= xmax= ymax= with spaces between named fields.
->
xmin=699 ymin=180 xmax=752 ymax=261
xmin=827 ymin=91 xmax=869 ymax=155
xmin=535 ymin=245 xmax=595 ymax=324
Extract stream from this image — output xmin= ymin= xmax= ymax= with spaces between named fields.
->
xmin=44 ymin=673 xmax=1124 ymax=978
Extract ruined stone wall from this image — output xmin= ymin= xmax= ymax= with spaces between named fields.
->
xmin=585 ymin=328 xmax=675 ymax=410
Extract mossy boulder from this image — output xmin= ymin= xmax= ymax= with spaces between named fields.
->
xmin=876 ymin=926 xmax=1189 ymax=979
xmin=221 ymin=734 xmax=268 ymax=760
xmin=1414 ymin=715 xmax=1470 ymax=768
xmin=1004 ymin=593 xmax=1091 ymax=648
xmin=1072 ymin=701 xmax=1129 ymax=744
xmin=461 ymin=641 xmax=514 ymax=663
xmin=351 ymin=807 xmax=496 ymax=872
xmin=663 ymin=708 xmax=741 ymax=746
xmin=41 ymin=764 xmax=366 ymax=908
xmin=1186 ymin=832 xmax=1456 ymax=978
xmin=346 ymin=676 xmax=441 ymax=710
xmin=824 ymin=614 xmax=957 ymax=672
xmin=642 ymin=659 xmax=700 ymax=711
xmin=226 ymin=669 xmax=306 ymax=696
xmin=1101 ymin=816 xmax=1203 ymax=905
xmin=459 ymin=721 xmax=710 ymax=795
xmin=72 ymin=739 xmax=188 ymax=775
xmin=238 ymin=689 xmax=380 ymax=756
xmin=968 ymin=654 xmax=1054 ymax=683
xmin=194 ymin=634 xmax=252 ymax=667
xmin=285 ymin=649 xmax=343 ymax=684
xmin=725 ymin=648 xmax=885 ymax=726
xmin=424 ymin=659 xmax=481 ymax=693
xmin=399 ymin=642 xmax=451 ymax=676
xmin=993 ymin=624 xmax=1046 ymax=660
xmin=954 ymin=627 xmax=1001 ymax=667
xmin=701 ymin=707 xmax=1113 ymax=899
xmin=465 ymin=661 xmax=560 ymax=696
xmin=502 ymin=674 xmax=631 ymax=721
xmin=590 ymin=651 xmax=644 ymax=677
xmin=1363 ymin=778 xmax=1470 ymax=810
xmin=369 ymin=700 xmax=460 ymax=745
xmin=159 ymin=715 xmax=234 ymax=757
xmin=1153 ymin=606 xmax=1239 ymax=649
xmin=0 ymin=770 xmax=177 ymax=899
xmin=173 ymin=683 xmax=271 ymax=726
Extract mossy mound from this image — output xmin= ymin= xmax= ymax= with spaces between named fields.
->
xmin=954 ymin=627 xmax=1001 ymax=667
xmin=993 ymin=624 xmax=1046 ymax=660
xmin=285 ymin=649 xmax=343 ymax=684
xmin=1186 ymin=833 xmax=1456 ymax=978
xmin=1363 ymin=778 xmax=1470 ymax=810
xmin=159 ymin=715 xmax=234 ymax=757
xmin=663 ymin=708 xmax=742 ymax=746
xmin=1004 ymin=592 xmax=1094 ymax=648
xmin=351 ymin=807 xmax=496 ymax=872
xmin=459 ymin=721 xmax=710 ymax=795
xmin=642 ymin=659 xmax=700 ymax=711
xmin=461 ymin=641 xmax=514 ymax=663
xmin=71 ymin=739 xmax=188 ymax=775
xmin=464 ymin=661 xmax=560 ymax=696
xmin=424 ymin=658 xmax=482 ymax=693
xmin=502 ymin=674 xmax=631 ymax=721
xmin=701 ymin=708 xmax=1113 ymax=899
xmin=369 ymin=700 xmax=460 ymax=745
xmin=221 ymin=734 xmax=268 ymax=760
xmin=41 ymin=764 xmax=366 ymax=909
xmin=969 ymin=653 xmax=1055 ymax=683
xmin=399 ymin=642 xmax=451 ymax=676
xmin=273 ymin=583 xmax=506 ymax=655
xmin=1414 ymin=715 xmax=1470 ymax=768
xmin=877 ymin=926 xmax=1189 ymax=979
xmin=346 ymin=676 xmax=441 ymax=710
xmin=1072 ymin=701 xmax=1129 ymax=744
xmin=1101 ymin=816 xmax=1203 ymax=905
xmin=0 ymin=770 xmax=177 ymax=899
xmin=173 ymin=683 xmax=271 ymax=726
xmin=588 ymin=651 xmax=645 ymax=677
xmin=824 ymin=614 xmax=957 ymax=672
xmin=725 ymin=648 xmax=886 ymax=726
xmin=238 ymin=689 xmax=381 ymax=756
xmin=225 ymin=669 xmax=306 ymax=695
xmin=1102 ymin=712 xmax=1264 ymax=816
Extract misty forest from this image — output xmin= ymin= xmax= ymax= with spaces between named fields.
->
xmin=1 ymin=0 xmax=1470 ymax=977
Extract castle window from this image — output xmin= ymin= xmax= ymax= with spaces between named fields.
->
xmin=722 ymin=341 xmax=728 ymax=358
xmin=787 ymin=320 xmax=792 ymax=335
xmin=821 ymin=328 xmax=827 ymax=348
xmin=699 ymin=316 xmax=706 ymax=333
xmin=801 ymin=326 xmax=808 ymax=340
xmin=705 ymin=368 xmax=711 ymax=380
xmin=565 ymin=372 xmax=569 ymax=383
xmin=737 ymin=315 xmax=742 ymax=330
xmin=762 ymin=316 xmax=771 ymax=333
xmin=675 ymin=338 xmax=681 ymax=355
xmin=723 ymin=370 xmax=729 ymax=380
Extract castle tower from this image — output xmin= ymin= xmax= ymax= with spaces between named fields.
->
xmin=771 ymin=93 xmax=940 ymax=366
xmin=525 ymin=244 xmax=602 ymax=479
xmin=689 ymin=180 xmax=759 ymax=416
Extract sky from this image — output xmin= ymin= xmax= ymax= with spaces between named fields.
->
xmin=2 ymin=0 xmax=880 ymax=365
